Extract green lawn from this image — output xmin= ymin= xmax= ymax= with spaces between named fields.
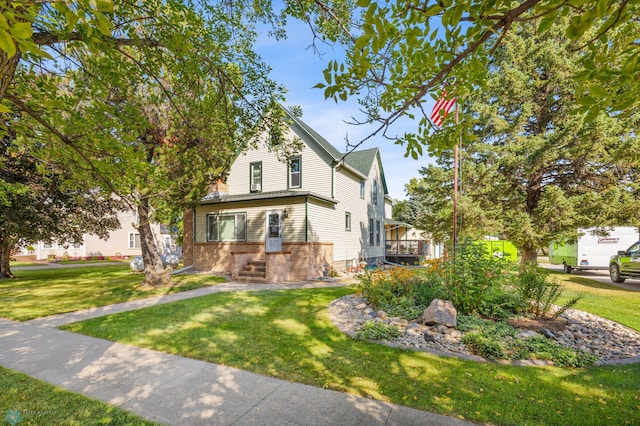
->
xmin=62 ymin=286 xmax=640 ymax=426
xmin=551 ymin=272 xmax=640 ymax=331
xmin=0 ymin=265 xmax=226 ymax=321
xmin=0 ymin=366 xmax=159 ymax=425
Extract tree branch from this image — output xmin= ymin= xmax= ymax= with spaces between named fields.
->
xmin=32 ymin=31 xmax=160 ymax=47
xmin=5 ymin=94 xmax=134 ymax=211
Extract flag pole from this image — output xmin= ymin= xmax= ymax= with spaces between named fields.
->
xmin=453 ymin=102 xmax=459 ymax=246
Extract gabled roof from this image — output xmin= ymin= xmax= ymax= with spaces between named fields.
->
xmin=343 ymin=147 xmax=389 ymax=196
xmin=284 ymin=108 xmax=343 ymax=160
xmin=343 ymin=148 xmax=377 ymax=176
xmin=283 ymin=106 xmax=389 ymax=195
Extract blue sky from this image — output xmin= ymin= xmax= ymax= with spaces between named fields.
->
xmin=254 ymin=20 xmax=436 ymax=201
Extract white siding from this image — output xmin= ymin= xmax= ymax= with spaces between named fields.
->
xmin=331 ymin=168 xmax=369 ymax=263
xmin=227 ymin=129 xmax=334 ymax=197
xmin=361 ymin=155 xmax=386 ymax=260
xmin=32 ymin=210 xmax=165 ymax=259
xmin=195 ymin=199 xmax=308 ymax=243
xmin=385 ymin=198 xmax=393 ymax=219
xmin=203 ymin=123 xmax=390 ymax=267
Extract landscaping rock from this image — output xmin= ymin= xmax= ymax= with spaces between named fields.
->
xmin=422 ymin=299 xmax=457 ymax=327
xmin=540 ymin=328 xmax=556 ymax=339
xmin=423 ymin=332 xmax=436 ymax=343
xmin=328 ymin=295 xmax=640 ymax=363
xmin=515 ymin=330 xmax=538 ymax=339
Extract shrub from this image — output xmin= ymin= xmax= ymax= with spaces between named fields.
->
xmin=355 ymin=267 xmax=443 ymax=319
xmin=517 ymin=264 xmax=581 ymax=318
xmin=355 ymin=320 xmax=402 ymax=340
xmin=478 ymin=291 xmax=527 ymax=320
xmin=429 ymin=240 xmax=517 ymax=315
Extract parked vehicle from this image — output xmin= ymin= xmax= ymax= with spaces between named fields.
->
xmin=549 ymin=227 xmax=640 ymax=273
xmin=479 ymin=240 xmax=518 ymax=262
xmin=609 ymin=241 xmax=640 ymax=283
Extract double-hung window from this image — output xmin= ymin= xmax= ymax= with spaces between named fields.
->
xmin=372 ymin=180 xmax=378 ymax=205
xmin=369 ymin=218 xmax=374 ymax=246
xmin=289 ymin=157 xmax=301 ymax=188
xmin=207 ymin=213 xmax=247 ymax=241
xmin=128 ymin=232 xmax=141 ymax=249
xmin=360 ymin=181 xmax=365 ymax=199
xmin=345 ymin=212 xmax=351 ymax=231
xmin=376 ymin=220 xmax=381 ymax=246
xmin=250 ymin=162 xmax=262 ymax=192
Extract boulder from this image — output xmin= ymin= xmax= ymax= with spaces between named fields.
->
xmin=422 ymin=299 xmax=457 ymax=328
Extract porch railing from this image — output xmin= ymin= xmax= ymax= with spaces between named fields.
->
xmin=385 ymin=240 xmax=430 ymax=256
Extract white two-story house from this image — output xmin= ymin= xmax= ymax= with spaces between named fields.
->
xmin=182 ymin=108 xmax=391 ymax=282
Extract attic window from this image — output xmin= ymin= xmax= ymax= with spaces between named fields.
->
xmin=250 ymin=162 xmax=262 ymax=192
xmin=289 ymin=157 xmax=301 ymax=188
xmin=373 ymin=180 xmax=378 ymax=205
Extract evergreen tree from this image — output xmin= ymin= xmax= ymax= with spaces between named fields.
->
xmin=407 ymin=19 xmax=640 ymax=262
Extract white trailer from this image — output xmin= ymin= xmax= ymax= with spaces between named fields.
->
xmin=549 ymin=227 xmax=640 ymax=273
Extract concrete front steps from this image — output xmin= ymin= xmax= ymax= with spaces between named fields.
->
xmin=236 ymin=260 xmax=267 ymax=282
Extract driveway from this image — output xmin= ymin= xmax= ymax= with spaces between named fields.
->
xmin=541 ymin=263 xmax=640 ymax=292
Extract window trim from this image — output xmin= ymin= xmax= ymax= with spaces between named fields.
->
xmin=206 ymin=212 xmax=247 ymax=242
xmin=345 ymin=212 xmax=351 ymax=231
xmin=128 ymin=232 xmax=141 ymax=249
xmin=369 ymin=218 xmax=374 ymax=246
xmin=250 ymin=161 xmax=262 ymax=193
xmin=288 ymin=156 xmax=302 ymax=189
xmin=373 ymin=180 xmax=378 ymax=205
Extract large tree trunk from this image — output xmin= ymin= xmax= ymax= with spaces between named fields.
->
xmin=137 ymin=197 xmax=171 ymax=287
xmin=0 ymin=244 xmax=15 ymax=279
xmin=520 ymin=246 xmax=538 ymax=266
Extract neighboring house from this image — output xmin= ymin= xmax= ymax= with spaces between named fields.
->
xmin=18 ymin=210 xmax=176 ymax=260
xmin=183 ymin=108 xmax=391 ymax=282
xmin=384 ymin=219 xmax=443 ymax=265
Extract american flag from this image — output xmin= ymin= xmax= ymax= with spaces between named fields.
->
xmin=430 ymin=87 xmax=456 ymax=127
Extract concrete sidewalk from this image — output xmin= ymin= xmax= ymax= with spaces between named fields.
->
xmin=2 ymin=281 xmax=474 ymax=425
xmin=27 ymin=280 xmax=351 ymax=328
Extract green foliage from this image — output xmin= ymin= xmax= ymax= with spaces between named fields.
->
xmin=461 ymin=332 xmax=505 ymax=360
xmin=382 ymin=295 xmax=425 ymax=320
xmin=355 ymin=320 xmax=402 ymax=341
xmin=354 ymin=267 xmax=443 ymax=320
xmin=517 ymin=265 xmax=581 ymax=319
xmin=459 ymin=314 xmax=597 ymax=367
xmin=432 ymin=240 xmax=516 ymax=316
xmin=511 ymin=336 xmax=598 ymax=368
xmin=403 ymin=19 xmax=640 ymax=253
xmin=318 ymin=0 xmax=640 ymax=160
xmin=1 ymin=0 xmax=308 ymax=279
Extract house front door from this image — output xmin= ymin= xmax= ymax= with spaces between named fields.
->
xmin=265 ymin=210 xmax=283 ymax=253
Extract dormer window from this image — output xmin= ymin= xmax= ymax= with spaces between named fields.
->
xmin=289 ymin=157 xmax=301 ymax=188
